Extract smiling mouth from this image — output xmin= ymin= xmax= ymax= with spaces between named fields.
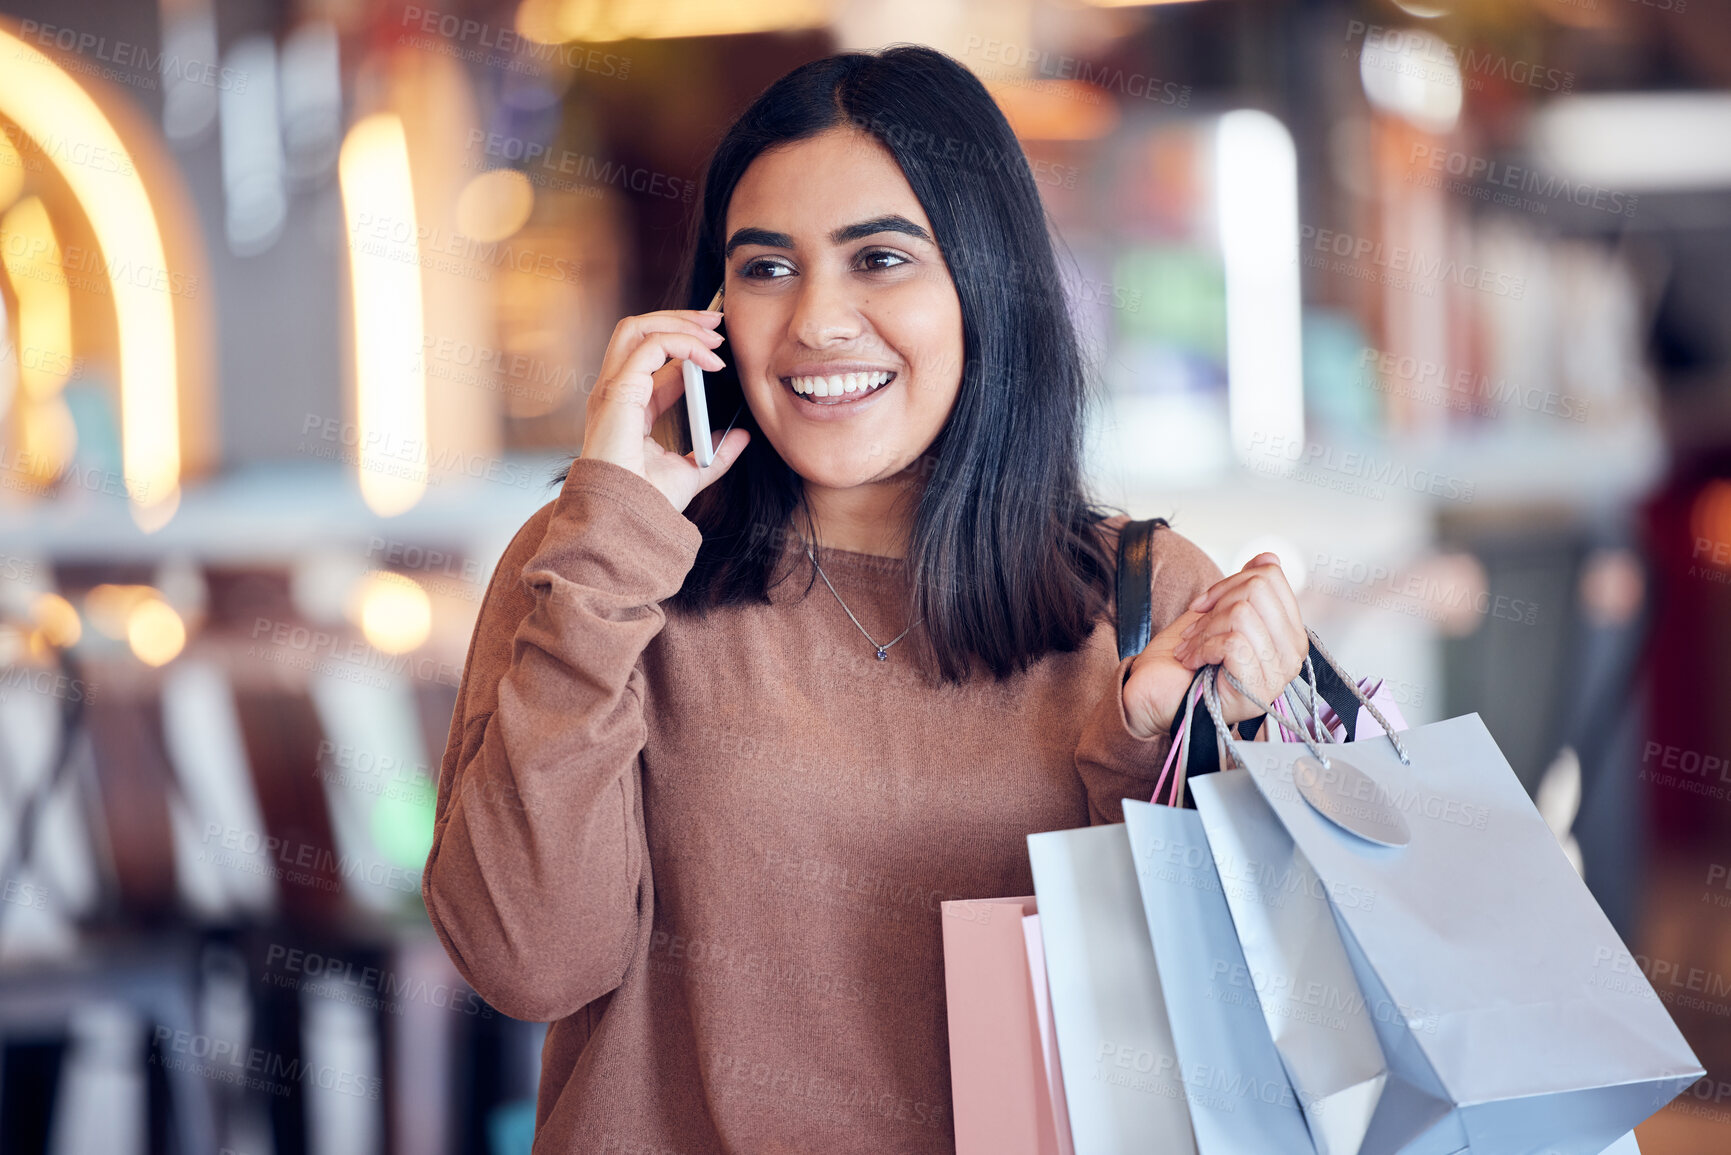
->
xmin=781 ymin=370 xmax=896 ymax=405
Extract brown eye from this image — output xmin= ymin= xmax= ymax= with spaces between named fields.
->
xmin=742 ymin=258 xmax=793 ymax=279
xmin=859 ymin=249 xmax=909 ymax=271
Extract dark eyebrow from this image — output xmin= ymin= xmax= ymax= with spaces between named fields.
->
xmin=723 ymin=215 xmax=932 ymax=258
xmin=829 ymin=215 xmax=932 ymax=245
xmin=724 ymin=227 xmax=793 ymax=257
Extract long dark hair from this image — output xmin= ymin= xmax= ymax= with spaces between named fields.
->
xmin=624 ymin=45 xmax=1120 ymax=683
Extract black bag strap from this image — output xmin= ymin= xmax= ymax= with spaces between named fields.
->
xmin=1114 ymin=517 xmax=1208 ymax=806
xmin=1114 ymin=518 xmax=1166 ymax=661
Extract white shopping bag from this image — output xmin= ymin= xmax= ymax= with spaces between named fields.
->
xmin=1210 ymin=685 xmax=1701 ymax=1154
xmin=1022 ymin=913 xmax=1076 ymax=1155
xmin=1027 ymin=824 xmax=1197 ymax=1155
xmin=1122 ymin=799 xmax=1317 ymax=1153
xmin=1188 ymin=771 xmax=1390 ymax=1154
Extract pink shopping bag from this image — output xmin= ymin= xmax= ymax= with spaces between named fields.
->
xmin=941 ymin=897 xmax=1074 ymax=1155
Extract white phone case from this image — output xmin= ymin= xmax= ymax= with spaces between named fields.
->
xmin=683 ymin=358 xmax=714 ymax=467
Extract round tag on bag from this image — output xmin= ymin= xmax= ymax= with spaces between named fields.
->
xmin=1291 ymin=756 xmax=1410 ymax=848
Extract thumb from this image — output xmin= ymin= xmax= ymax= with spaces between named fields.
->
xmin=694 ymin=426 xmax=751 ymax=483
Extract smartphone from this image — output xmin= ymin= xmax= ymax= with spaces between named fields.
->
xmin=683 ymin=286 xmax=724 ymax=467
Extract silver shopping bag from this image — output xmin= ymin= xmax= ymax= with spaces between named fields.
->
xmin=1212 ymin=677 xmax=1701 ymax=1154
xmin=1186 ymin=771 xmax=1390 ymax=1155
xmin=1122 ymin=799 xmax=1317 ymax=1153
xmin=1027 ymin=823 xmax=1197 ymax=1155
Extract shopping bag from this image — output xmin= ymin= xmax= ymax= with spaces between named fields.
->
xmin=1027 ymin=824 xmax=1197 ymax=1155
xmin=1145 ymin=651 xmax=1405 ymax=1153
xmin=1122 ymin=798 xmax=1317 ymax=1153
xmin=1022 ymin=912 xmax=1076 ymax=1155
xmin=1192 ymin=658 xmax=1702 ymax=1155
xmin=1188 ymin=769 xmax=1391 ymax=1155
xmin=941 ymin=897 xmax=1073 ymax=1155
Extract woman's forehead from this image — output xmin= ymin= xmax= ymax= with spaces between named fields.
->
xmin=725 ymin=128 xmax=932 ymax=241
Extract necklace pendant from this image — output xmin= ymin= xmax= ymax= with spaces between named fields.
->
xmin=875 ymin=647 xmax=888 ymax=661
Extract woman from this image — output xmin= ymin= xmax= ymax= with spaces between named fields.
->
xmin=424 ymin=44 xmax=1307 ymax=1153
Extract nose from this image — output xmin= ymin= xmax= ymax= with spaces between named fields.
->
xmin=788 ymin=269 xmax=863 ymax=348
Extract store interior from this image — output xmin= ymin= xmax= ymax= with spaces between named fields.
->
xmin=1 ymin=0 xmax=1730 ymax=1151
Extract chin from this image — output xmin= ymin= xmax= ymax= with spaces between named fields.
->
xmin=785 ymin=450 xmax=894 ymax=491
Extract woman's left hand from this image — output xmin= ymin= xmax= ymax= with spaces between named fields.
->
xmin=1122 ymin=553 xmax=1308 ymax=738
xmin=1176 ymin=552 xmax=1308 ymax=724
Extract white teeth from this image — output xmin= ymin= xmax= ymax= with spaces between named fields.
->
xmin=788 ymin=371 xmax=893 ymax=397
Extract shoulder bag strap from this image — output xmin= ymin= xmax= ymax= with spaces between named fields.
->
xmin=1114 ymin=518 xmax=1166 ymax=661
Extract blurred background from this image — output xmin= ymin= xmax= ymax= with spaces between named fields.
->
xmin=0 ymin=0 xmax=1727 ymax=1151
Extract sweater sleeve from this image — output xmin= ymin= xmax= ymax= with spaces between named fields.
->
xmin=422 ymin=456 xmax=701 ymax=1022
xmin=1074 ymin=525 xmax=1225 ymax=825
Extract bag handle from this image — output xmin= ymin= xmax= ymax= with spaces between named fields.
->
xmin=1305 ymin=629 xmax=1410 ymax=762
xmin=1197 ymin=628 xmax=1412 ymax=774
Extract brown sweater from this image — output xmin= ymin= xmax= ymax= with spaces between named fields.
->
xmin=423 ymin=456 xmax=1222 ymax=1154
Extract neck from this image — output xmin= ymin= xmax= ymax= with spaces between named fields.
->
xmin=797 ymin=475 xmax=920 ymax=559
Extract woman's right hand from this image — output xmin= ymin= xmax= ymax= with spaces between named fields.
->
xmin=579 ymin=308 xmax=752 ymax=512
